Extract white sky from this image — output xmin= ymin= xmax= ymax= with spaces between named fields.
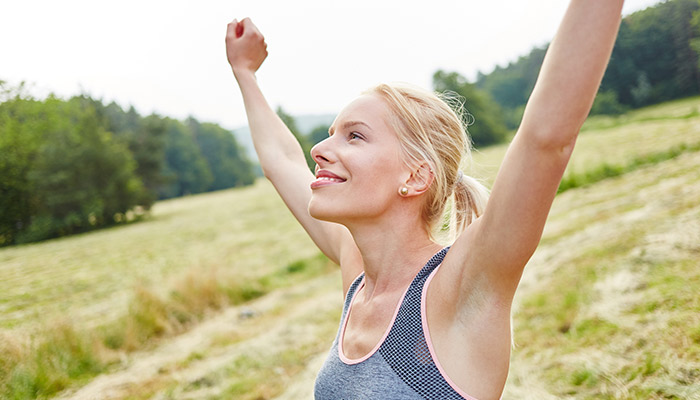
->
xmin=1 ymin=0 xmax=662 ymax=130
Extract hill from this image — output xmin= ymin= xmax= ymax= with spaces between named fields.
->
xmin=0 ymin=98 xmax=698 ymax=399
xmin=233 ymin=113 xmax=335 ymax=162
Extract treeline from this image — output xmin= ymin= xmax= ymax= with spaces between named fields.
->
xmin=432 ymin=0 xmax=700 ymax=143
xmin=0 ymin=82 xmax=255 ymax=246
xmin=278 ymin=73 xmax=513 ymax=154
xmin=263 ymin=1 xmax=700 ymax=155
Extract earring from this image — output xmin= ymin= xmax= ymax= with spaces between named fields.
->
xmin=399 ymin=187 xmax=409 ymax=196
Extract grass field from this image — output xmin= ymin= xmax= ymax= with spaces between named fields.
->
xmin=1 ymin=97 xmax=699 ymax=399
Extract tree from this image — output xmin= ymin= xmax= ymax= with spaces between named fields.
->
xmin=101 ymin=103 xmax=167 ymax=208
xmin=601 ymin=0 xmax=700 ymax=105
xmin=472 ymin=0 xmax=700 ymax=116
xmin=308 ymin=124 xmax=331 ymax=147
xmin=433 ymin=70 xmax=509 ymax=147
xmin=158 ymin=118 xmax=213 ymax=199
xmin=590 ymin=90 xmax=628 ymax=115
xmin=690 ymin=3 xmax=700 ymax=72
xmin=276 ymin=106 xmax=315 ymax=171
xmin=188 ymin=117 xmax=255 ymax=191
xmin=0 ymin=81 xmax=258 ymax=245
xmin=17 ymin=96 xmax=145 ymax=243
xmin=476 ymin=46 xmax=547 ymax=113
xmin=0 ymin=86 xmax=47 ymax=245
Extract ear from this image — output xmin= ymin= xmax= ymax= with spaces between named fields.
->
xmin=404 ymin=162 xmax=434 ymax=196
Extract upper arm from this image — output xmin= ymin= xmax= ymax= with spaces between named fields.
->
xmin=451 ymin=132 xmax=575 ymax=297
xmin=442 ymin=0 xmax=623 ymax=301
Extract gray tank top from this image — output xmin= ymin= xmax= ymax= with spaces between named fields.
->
xmin=314 ymin=247 xmax=479 ymax=399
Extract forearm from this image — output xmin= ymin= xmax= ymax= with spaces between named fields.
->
xmin=520 ymin=0 xmax=624 ymax=146
xmin=235 ymin=71 xmax=309 ymax=180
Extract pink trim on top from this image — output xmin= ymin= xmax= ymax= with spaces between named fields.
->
xmin=338 ymin=277 xmax=412 ymax=365
xmin=421 ymin=264 xmax=481 ymax=400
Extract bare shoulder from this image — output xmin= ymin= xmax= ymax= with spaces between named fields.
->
xmin=425 ymin=240 xmax=513 ymax=399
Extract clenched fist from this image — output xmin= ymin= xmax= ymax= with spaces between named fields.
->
xmin=226 ymin=18 xmax=268 ymax=78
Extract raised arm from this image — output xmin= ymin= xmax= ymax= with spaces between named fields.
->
xmin=449 ymin=0 xmax=625 ymax=297
xmin=226 ymin=19 xmax=360 ymax=282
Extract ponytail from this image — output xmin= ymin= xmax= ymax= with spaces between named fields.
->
xmin=449 ymin=172 xmax=489 ymax=241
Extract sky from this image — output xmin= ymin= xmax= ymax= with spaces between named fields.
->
xmin=1 ymin=0 xmax=664 ymax=130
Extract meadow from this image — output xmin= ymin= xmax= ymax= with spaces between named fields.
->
xmin=1 ymin=97 xmax=699 ymax=399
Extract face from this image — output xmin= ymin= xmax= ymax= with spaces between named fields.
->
xmin=308 ymin=94 xmax=409 ymax=225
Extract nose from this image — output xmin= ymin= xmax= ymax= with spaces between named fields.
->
xmin=310 ymin=136 xmax=333 ymax=166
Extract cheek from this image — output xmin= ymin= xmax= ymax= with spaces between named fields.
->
xmin=307 ymin=183 xmax=396 ymax=224
xmin=307 ymin=151 xmax=406 ymax=222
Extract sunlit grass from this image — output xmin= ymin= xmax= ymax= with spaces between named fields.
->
xmin=1 ymin=97 xmax=700 ymax=398
xmin=0 ymin=254 xmax=335 ymax=399
xmin=470 ymin=96 xmax=700 ymax=187
xmin=506 ymin=151 xmax=700 ymax=399
xmin=0 ymin=179 xmax=319 ymax=331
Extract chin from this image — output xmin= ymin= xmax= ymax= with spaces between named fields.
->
xmin=308 ymin=200 xmax=336 ymax=223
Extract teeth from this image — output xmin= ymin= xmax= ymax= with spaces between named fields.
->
xmin=317 ymin=177 xmax=343 ymax=182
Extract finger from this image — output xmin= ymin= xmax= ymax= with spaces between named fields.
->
xmin=241 ymin=17 xmax=263 ymax=38
xmin=226 ymin=19 xmax=238 ymax=38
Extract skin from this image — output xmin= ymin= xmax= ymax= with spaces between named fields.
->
xmin=226 ymin=2 xmax=624 ymax=398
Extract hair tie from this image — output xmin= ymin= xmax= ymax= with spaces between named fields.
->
xmin=457 ymin=170 xmax=464 ymax=184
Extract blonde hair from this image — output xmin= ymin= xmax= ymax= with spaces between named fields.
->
xmin=365 ymin=83 xmax=489 ymax=243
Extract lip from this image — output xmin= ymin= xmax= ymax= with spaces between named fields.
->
xmin=310 ymin=169 xmax=347 ymax=189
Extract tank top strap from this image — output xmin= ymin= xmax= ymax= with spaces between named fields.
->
xmin=335 ymin=272 xmax=365 ymax=338
xmin=377 ymin=246 xmax=473 ymax=399
xmin=412 ymin=246 xmax=450 ymax=286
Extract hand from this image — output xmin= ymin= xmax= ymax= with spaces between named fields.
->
xmin=226 ymin=18 xmax=268 ymax=78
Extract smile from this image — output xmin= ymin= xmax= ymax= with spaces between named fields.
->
xmin=311 ymin=170 xmax=347 ymax=189
xmin=316 ymin=177 xmax=344 ymax=182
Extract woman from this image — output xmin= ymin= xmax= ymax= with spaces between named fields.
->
xmin=225 ymin=1 xmax=624 ymax=398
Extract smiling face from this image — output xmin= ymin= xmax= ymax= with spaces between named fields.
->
xmin=307 ymin=94 xmax=410 ymax=225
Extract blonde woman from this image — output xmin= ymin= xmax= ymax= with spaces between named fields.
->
xmin=225 ymin=1 xmax=624 ymax=398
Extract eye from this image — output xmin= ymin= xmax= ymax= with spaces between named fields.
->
xmin=348 ymin=132 xmax=363 ymax=141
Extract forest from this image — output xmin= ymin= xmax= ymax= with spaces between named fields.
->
xmin=1 ymin=0 xmax=699 ymax=246
xmin=0 ymin=86 xmax=255 ymax=246
xmin=434 ymin=0 xmax=700 ymax=142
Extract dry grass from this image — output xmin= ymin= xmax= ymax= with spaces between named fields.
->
xmin=1 ymin=97 xmax=699 ymax=399
xmin=0 ymin=180 xmax=319 ymax=331
xmin=0 ymin=252 xmax=335 ymax=399
xmin=505 ymin=151 xmax=700 ymax=399
xmin=470 ymin=96 xmax=700 ymax=186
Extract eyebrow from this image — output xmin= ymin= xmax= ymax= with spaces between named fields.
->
xmin=329 ymin=121 xmax=372 ymax=136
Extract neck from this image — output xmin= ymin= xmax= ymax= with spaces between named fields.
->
xmin=344 ymin=211 xmax=444 ymax=300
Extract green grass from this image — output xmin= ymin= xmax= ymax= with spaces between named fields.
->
xmin=580 ymin=96 xmax=700 ymax=131
xmin=1 ymin=97 xmax=700 ymax=398
xmin=214 ymin=306 xmax=340 ymax=400
xmin=506 ymin=150 xmax=700 ymax=399
xmin=470 ymin=96 xmax=700 ymax=187
xmin=558 ymin=141 xmax=700 ymax=193
xmin=0 ymin=254 xmax=335 ymax=399
xmin=0 ymin=322 xmax=106 ymax=399
xmin=0 ymin=180 xmax=320 ymax=331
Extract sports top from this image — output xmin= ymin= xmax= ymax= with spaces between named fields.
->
xmin=314 ymin=247 xmax=480 ymax=399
